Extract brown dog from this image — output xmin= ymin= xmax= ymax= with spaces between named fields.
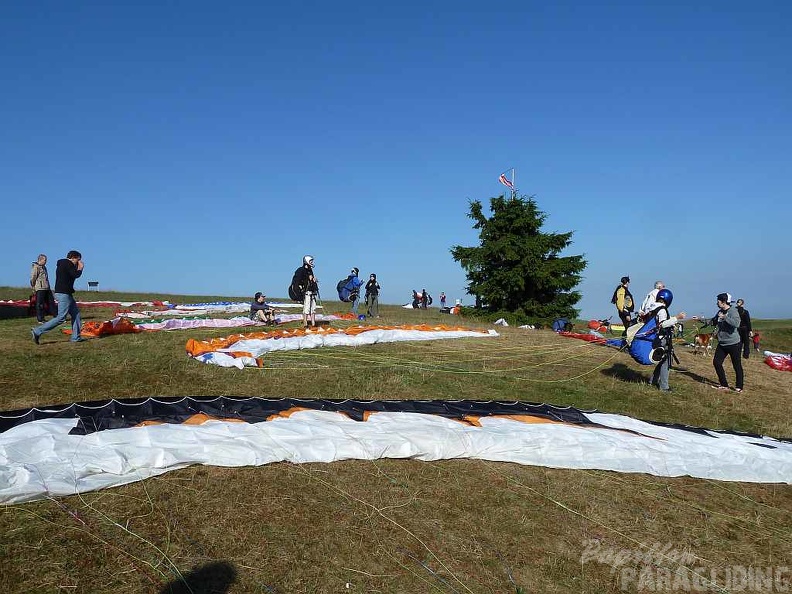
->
xmin=693 ymin=333 xmax=714 ymax=355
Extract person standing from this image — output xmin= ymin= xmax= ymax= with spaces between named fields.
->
xmin=31 ymin=250 xmax=85 ymax=344
xmin=638 ymin=280 xmax=665 ymax=321
xmin=712 ymin=293 xmax=744 ymax=393
xmin=612 ymin=276 xmax=634 ymax=335
xmin=30 ymin=253 xmax=56 ymax=323
xmin=294 ymin=255 xmax=319 ymax=328
xmin=347 ymin=268 xmax=363 ymax=315
xmin=365 ymin=273 xmax=380 ymax=318
xmin=735 ymin=298 xmax=752 ymax=360
xmin=647 ymin=289 xmax=686 ymax=393
xmin=439 ymin=292 xmax=447 ymax=309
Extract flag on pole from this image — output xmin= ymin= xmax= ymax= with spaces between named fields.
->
xmin=498 ymin=173 xmax=514 ymax=190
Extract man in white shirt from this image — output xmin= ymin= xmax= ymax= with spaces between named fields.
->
xmin=639 ymin=280 xmax=665 ymax=321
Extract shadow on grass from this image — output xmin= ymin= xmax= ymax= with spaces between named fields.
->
xmin=602 ymin=362 xmax=715 ymax=387
xmin=160 ymin=561 xmax=238 ymax=594
xmin=601 ymin=363 xmax=647 ymax=384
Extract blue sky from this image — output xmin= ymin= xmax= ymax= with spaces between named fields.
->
xmin=2 ymin=1 xmax=789 ymax=320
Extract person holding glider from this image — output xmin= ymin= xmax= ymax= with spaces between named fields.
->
xmin=649 ymin=289 xmax=686 ymax=393
xmin=712 ymin=293 xmax=744 ymax=393
xmin=31 ymin=250 xmax=85 ymax=344
xmin=250 ymin=292 xmax=276 ymax=325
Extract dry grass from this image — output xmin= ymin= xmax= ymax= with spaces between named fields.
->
xmin=1 ymin=287 xmax=790 ymax=593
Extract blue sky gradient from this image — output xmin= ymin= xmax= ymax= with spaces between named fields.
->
xmin=2 ymin=1 xmax=789 ymax=319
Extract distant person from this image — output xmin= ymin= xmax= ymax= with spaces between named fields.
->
xmin=250 ymin=292 xmax=275 ymax=325
xmin=650 ymin=289 xmax=686 ymax=393
xmin=411 ymin=290 xmax=421 ymax=309
xmin=31 ymin=250 xmax=85 ymax=344
xmin=611 ymin=276 xmax=634 ymax=335
xmin=293 ymin=255 xmax=319 ymax=328
xmin=420 ymin=289 xmax=432 ymax=309
xmin=638 ymin=280 xmax=665 ymax=321
xmin=365 ymin=273 xmax=380 ymax=318
xmin=30 ymin=253 xmax=56 ymax=323
xmin=439 ymin=292 xmax=447 ymax=309
xmin=346 ymin=267 xmax=363 ymax=315
xmin=712 ymin=293 xmax=744 ymax=393
xmin=735 ymin=298 xmax=752 ymax=360
xmin=752 ymin=331 xmax=761 ymax=353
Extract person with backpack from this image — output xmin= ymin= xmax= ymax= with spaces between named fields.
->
xmin=347 ymin=268 xmax=363 ymax=315
xmin=291 ymin=255 xmax=319 ymax=328
xmin=420 ymin=289 xmax=432 ymax=309
xmin=30 ymin=253 xmax=56 ymax=323
xmin=365 ymin=273 xmax=380 ymax=318
xmin=611 ymin=276 xmax=634 ymax=335
xmin=648 ymin=289 xmax=686 ymax=393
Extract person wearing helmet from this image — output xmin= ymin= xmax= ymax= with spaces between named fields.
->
xmin=294 ymin=255 xmax=319 ymax=327
xmin=649 ymin=288 xmax=686 ymax=393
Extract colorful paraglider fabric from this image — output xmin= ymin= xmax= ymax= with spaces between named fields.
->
xmin=185 ymin=324 xmax=499 ymax=368
xmin=763 ymin=351 xmax=792 ymax=372
xmin=1 ymin=396 xmax=791 ymax=504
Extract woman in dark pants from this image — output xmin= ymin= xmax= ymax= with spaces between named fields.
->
xmin=712 ymin=293 xmax=744 ymax=393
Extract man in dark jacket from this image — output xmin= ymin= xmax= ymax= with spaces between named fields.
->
xmin=294 ymin=255 xmax=319 ymax=327
xmin=735 ymin=298 xmax=752 ymax=360
xmin=31 ymin=250 xmax=85 ymax=344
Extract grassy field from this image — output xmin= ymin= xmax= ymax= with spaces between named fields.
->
xmin=1 ymin=287 xmax=790 ymax=593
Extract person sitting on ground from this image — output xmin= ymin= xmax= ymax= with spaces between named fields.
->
xmin=250 ymin=292 xmax=275 ymax=325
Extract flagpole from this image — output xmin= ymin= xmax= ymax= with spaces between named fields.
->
xmin=511 ymin=168 xmax=516 ymax=198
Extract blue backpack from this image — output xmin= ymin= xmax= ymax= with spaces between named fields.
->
xmin=336 ymin=276 xmax=359 ymax=302
xmin=628 ymin=307 xmax=668 ymax=365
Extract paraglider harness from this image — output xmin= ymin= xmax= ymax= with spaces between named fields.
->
xmin=336 ymin=275 xmax=360 ymax=303
xmin=289 ymin=266 xmax=320 ymax=304
xmin=626 ymin=306 xmax=679 ymax=366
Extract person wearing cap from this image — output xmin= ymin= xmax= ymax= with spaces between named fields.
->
xmin=250 ymin=292 xmax=275 ymax=325
xmin=612 ymin=276 xmax=634 ymax=335
xmin=712 ymin=293 xmax=744 ymax=393
xmin=735 ymin=298 xmax=752 ymax=360
xmin=365 ymin=273 xmax=380 ymax=318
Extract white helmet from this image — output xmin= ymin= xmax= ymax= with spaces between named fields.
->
xmin=303 ymin=255 xmax=314 ymax=266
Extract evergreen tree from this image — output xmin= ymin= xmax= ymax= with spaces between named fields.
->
xmin=451 ymin=194 xmax=586 ymax=319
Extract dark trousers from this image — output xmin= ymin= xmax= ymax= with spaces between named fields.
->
xmin=737 ymin=328 xmax=751 ymax=359
xmin=713 ymin=342 xmax=744 ymax=390
xmin=35 ymin=289 xmax=56 ymax=322
xmin=617 ymin=310 xmax=632 ymax=335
